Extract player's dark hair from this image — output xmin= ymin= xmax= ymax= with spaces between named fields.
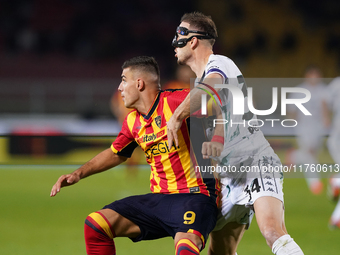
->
xmin=122 ymin=56 xmax=160 ymax=80
xmin=181 ymin=12 xmax=218 ymax=46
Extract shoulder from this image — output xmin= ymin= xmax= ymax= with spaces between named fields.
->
xmin=207 ymin=54 xmax=238 ymax=69
xmin=122 ymin=109 xmax=138 ymax=130
xmin=205 ymin=54 xmax=241 ymax=79
xmin=161 ymin=89 xmax=190 ymax=98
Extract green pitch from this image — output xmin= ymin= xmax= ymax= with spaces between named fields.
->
xmin=1 ymin=165 xmax=340 ymax=255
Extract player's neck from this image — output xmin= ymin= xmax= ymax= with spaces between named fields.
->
xmin=135 ymin=90 xmax=160 ymax=115
xmin=188 ymin=50 xmax=213 ymax=78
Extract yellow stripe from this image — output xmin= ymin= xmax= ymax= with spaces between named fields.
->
xmin=110 ymin=144 xmax=118 ymax=154
xmin=176 ymin=238 xmax=200 ymax=253
xmin=207 ymin=97 xmax=214 ymax=116
xmin=163 ymin=98 xmax=179 ymax=192
xmin=88 ymin=212 xmax=113 ymax=239
xmin=126 ymin=111 xmax=137 ymax=131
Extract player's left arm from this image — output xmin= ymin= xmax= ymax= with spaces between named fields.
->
xmin=50 ymin=148 xmax=127 ymax=197
xmin=167 ymin=73 xmax=223 ymax=148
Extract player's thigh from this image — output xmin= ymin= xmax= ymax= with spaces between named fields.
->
xmin=208 ymin=221 xmax=246 ymax=255
xmin=99 ymin=208 xmax=141 ymax=238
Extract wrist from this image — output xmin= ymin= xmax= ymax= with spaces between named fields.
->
xmin=211 ymin=135 xmax=224 ymax=145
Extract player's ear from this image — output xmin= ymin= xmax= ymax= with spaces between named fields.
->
xmin=190 ymin=37 xmax=199 ymax=50
xmin=136 ymin=79 xmax=145 ymax=91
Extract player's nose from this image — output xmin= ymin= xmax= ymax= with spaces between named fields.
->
xmin=118 ymin=82 xmax=123 ymax=92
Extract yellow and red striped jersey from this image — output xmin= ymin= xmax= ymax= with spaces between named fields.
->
xmin=111 ymin=89 xmax=219 ymax=199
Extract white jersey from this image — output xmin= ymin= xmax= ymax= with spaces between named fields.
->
xmin=197 ymin=55 xmax=284 ymax=230
xmin=196 ymin=54 xmax=272 ymax=171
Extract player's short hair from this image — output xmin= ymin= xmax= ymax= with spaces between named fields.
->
xmin=122 ymin=56 xmax=160 ymax=81
xmin=180 ymin=12 xmax=218 ymax=46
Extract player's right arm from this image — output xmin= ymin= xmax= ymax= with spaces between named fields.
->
xmin=50 ymin=148 xmax=127 ymax=197
xmin=202 ymin=100 xmax=224 ymax=159
xmin=167 ymin=73 xmax=223 ymax=148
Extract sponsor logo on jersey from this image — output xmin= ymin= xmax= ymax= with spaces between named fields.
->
xmin=155 ymin=115 xmax=162 ymax=128
xmin=137 ymin=130 xmax=166 ymax=144
xmin=145 ymin=141 xmax=179 ymax=158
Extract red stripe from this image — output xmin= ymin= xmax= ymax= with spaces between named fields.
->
xmin=113 ymin=112 xmax=137 ymax=151
xmin=154 ymin=154 xmax=168 ymax=193
xmin=169 ymin=151 xmax=187 ymax=192
xmin=150 ymin=171 xmax=156 ymax=192
xmin=197 ymin=81 xmax=222 ymax=105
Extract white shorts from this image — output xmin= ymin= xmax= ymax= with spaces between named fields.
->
xmin=214 ymin=148 xmax=284 ymax=231
xmin=214 ymin=184 xmax=254 ymax=231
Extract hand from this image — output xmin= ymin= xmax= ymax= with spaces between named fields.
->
xmin=202 ymin=141 xmax=223 ymax=159
xmin=50 ymin=172 xmax=81 ymax=197
xmin=167 ymin=114 xmax=183 ymax=149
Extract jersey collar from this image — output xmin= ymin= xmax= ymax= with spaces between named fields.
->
xmin=141 ymin=91 xmax=161 ymax=120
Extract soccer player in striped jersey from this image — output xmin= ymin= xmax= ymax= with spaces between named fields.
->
xmin=168 ymin=12 xmax=304 ymax=255
xmin=50 ymin=56 xmax=219 ymax=255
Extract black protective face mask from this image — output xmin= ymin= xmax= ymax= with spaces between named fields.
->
xmin=172 ymin=26 xmax=213 ymax=48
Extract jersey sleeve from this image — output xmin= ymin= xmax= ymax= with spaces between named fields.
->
xmin=206 ymin=65 xmax=228 ymax=83
xmin=111 ymin=113 xmax=138 ymax=158
xmin=205 ymin=56 xmax=242 ymax=84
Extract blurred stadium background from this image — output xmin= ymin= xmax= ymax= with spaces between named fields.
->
xmin=1 ymin=0 xmax=340 ymax=254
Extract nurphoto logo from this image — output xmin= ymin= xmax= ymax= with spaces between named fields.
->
xmin=200 ymin=83 xmax=311 ymax=128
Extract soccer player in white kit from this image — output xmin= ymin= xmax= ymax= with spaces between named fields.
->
xmin=288 ymin=66 xmax=330 ymax=194
xmin=326 ymin=76 xmax=340 ymax=228
xmin=167 ymin=12 xmax=304 ymax=255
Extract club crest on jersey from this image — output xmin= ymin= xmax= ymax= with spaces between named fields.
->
xmin=155 ymin=115 xmax=162 ymax=128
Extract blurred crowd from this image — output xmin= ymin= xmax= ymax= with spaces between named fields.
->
xmin=0 ymin=0 xmax=339 ymax=79
xmin=0 ymin=0 xmax=340 ymax=117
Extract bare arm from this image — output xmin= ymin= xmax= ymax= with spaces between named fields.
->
xmin=50 ymin=148 xmax=127 ymax=197
xmin=167 ymin=73 xmax=223 ymax=148
xmin=202 ymin=100 xmax=224 ymax=159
